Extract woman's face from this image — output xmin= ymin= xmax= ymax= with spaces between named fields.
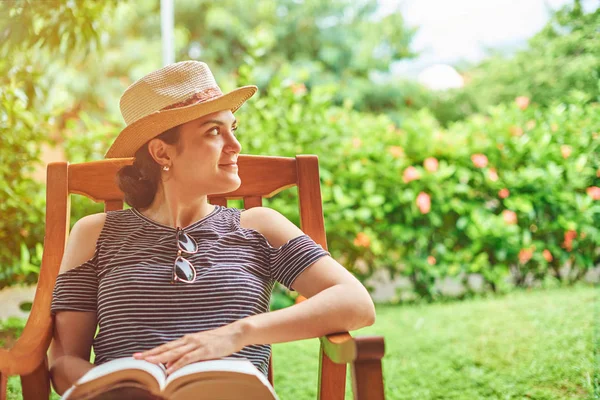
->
xmin=167 ymin=109 xmax=242 ymax=196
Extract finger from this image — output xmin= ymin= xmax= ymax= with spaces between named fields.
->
xmin=166 ymin=348 xmax=207 ymax=375
xmin=142 ymin=342 xmax=189 ymax=363
xmin=145 ymin=344 xmax=196 ymax=365
xmin=164 ymin=343 xmax=203 ymax=368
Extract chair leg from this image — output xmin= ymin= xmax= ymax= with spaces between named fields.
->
xmin=318 ymin=348 xmax=346 ymax=400
xmin=20 ymin=357 xmax=50 ymax=400
xmin=351 ymin=359 xmax=385 ymax=400
xmin=0 ymin=371 xmax=7 ymax=400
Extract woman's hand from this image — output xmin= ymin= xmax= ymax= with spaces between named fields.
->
xmin=132 ymin=321 xmax=247 ymax=375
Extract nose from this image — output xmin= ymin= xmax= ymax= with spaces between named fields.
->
xmin=225 ymin=129 xmax=242 ymax=154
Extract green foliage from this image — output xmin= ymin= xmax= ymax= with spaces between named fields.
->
xmin=236 ymin=67 xmax=600 ymax=300
xmin=0 ymin=0 xmax=412 ymax=285
xmin=0 ymin=0 xmax=116 ymax=56
xmin=87 ymin=0 xmax=416 ymax=112
xmin=58 ymin=64 xmax=600 ymax=300
xmin=0 ymin=316 xmax=25 ymax=340
xmin=0 ymin=71 xmax=46 ymax=287
xmin=430 ymin=0 xmax=600 ymax=125
xmin=0 ymin=0 xmax=116 ymax=287
xmin=1 ymin=0 xmax=597 ymax=301
xmin=269 ymin=285 xmax=296 ymax=311
xmin=2 ymin=313 xmax=62 ymax=400
xmin=339 ymin=1 xmax=600 ymax=127
xmin=173 ymin=0 xmax=415 ymax=80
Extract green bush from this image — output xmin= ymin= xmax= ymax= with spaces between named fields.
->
xmin=3 ymin=60 xmax=599 ymax=300
xmin=63 ymin=66 xmax=600 ymax=301
xmin=0 ymin=67 xmax=47 ymax=287
xmin=0 ymin=0 xmax=116 ymax=287
xmin=235 ymin=67 xmax=600 ymax=301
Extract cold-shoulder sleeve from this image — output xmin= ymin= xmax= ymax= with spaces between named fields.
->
xmin=51 ymin=255 xmax=98 ymax=314
xmin=269 ymin=234 xmax=331 ymax=291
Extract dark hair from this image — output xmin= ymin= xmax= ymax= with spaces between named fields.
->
xmin=116 ymin=126 xmax=182 ymax=209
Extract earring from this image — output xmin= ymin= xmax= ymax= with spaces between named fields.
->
xmin=163 ymin=165 xmax=170 ymax=171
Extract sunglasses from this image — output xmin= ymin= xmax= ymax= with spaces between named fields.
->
xmin=172 ymin=227 xmax=199 ymax=284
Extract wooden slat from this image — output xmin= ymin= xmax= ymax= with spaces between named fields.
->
xmin=68 ymin=158 xmax=133 ymax=201
xmin=69 ymin=155 xmax=297 ymax=202
xmin=319 ymin=334 xmax=386 ymax=400
xmin=221 ymin=156 xmax=296 ymax=198
xmin=297 ymin=155 xmax=345 ymax=399
xmin=351 ymin=361 xmax=384 ymax=400
xmin=0 ymin=371 xmax=7 ymax=400
xmin=243 ymin=196 xmax=262 ymax=209
xmin=104 ymin=200 xmax=123 ymax=212
xmin=351 ymin=337 xmax=385 ymax=400
xmin=296 ymin=155 xmax=328 ymax=250
xmin=209 ymin=197 xmax=228 ymax=207
xmin=318 ymin=349 xmax=346 ymax=400
xmin=21 ymin=357 xmax=50 ymax=400
xmin=354 ymin=337 xmax=385 ymax=361
xmin=0 ymin=163 xmax=70 ymax=377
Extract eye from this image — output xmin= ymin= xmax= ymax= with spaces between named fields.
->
xmin=207 ymin=126 xmax=238 ymax=137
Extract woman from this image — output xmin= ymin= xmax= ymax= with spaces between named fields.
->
xmin=48 ymin=61 xmax=376 ymax=395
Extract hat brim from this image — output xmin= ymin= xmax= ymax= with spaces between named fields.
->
xmin=105 ymin=85 xmax=258 ymax=159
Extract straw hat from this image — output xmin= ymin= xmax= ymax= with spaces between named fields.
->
xmin=105 ymin=60 xmax=257 ymax=158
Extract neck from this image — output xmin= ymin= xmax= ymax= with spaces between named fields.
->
xmin=139 ymin=183 xmax=215 ymax=229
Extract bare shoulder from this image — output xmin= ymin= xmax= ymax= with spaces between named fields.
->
xmin=240 ymin=206 xmax=305 ymax=248
xmin=59 ymin=213 xmax=107 ymax=274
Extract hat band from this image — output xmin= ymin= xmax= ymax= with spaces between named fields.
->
xmin=160 ymin=86 xmax=224 ymax=111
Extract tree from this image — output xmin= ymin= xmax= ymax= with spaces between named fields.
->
xmin=0 ymin=0 xmax=117 ymax=287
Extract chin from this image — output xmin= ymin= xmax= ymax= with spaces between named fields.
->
xmin=216 ymin=176 xmax=242 ymax=194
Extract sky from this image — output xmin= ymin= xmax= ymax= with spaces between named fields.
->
xmin=377 ymin=0 xmax=596 ymax=78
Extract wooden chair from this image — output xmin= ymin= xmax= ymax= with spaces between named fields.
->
xmin=0 ymin=154 xmax=385 ymax=400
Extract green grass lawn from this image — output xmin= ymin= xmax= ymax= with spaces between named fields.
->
xmin=5 ymin=286 xmax=597 ymax=399
xmin=272 ymin=286 xmax=597 ymax=400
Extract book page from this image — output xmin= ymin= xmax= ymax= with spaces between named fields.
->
xmin=77 ymin=357 xmax=166 ymax=387
xmin=164 ymin=358 xmax=268 ymax=388
xmin=163 ymin=358 xmax=278 ymax=399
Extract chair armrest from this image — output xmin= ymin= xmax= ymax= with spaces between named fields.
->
xmin=0 ymin=291 xmax=54 ymax=376
xmin=319 ymin=332 xmax=386 ymax=400
xmin=1 ymin=162 xmax=68 ymax=377
xmin=319 ymin=332 xmax=385 ymax=364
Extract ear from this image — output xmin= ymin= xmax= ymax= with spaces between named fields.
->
xmin=147 ymin=138 xmax=174 ymax=167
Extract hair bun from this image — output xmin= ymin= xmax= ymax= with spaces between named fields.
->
xmin=121 ymin=165 xmax=142 ymax=179
xmin=116 ymin=164 xmax=156 ymax=209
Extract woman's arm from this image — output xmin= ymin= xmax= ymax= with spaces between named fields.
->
xmin=49 ymin=213 xmax=105 ymax=394
xmin=238 ymin=262 xmax=375 ymax=347
xmin=49 ymin=312 xmax=97 ymax=394
xmin=238 ymin=206 xmax=376 ymax=345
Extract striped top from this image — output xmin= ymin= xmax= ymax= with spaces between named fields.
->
xmin=51 ymin=205 xmax=330 ymax=377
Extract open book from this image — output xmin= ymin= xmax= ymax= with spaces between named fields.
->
xmin=61 ymin=357 xmax=279 ymax=400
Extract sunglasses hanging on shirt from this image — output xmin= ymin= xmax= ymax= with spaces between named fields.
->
xmin=172 ymin=227 xmax=199 ymax=284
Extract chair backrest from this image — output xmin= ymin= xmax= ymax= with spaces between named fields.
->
xmin=26 ymin=154 xmax=328 ymax=389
